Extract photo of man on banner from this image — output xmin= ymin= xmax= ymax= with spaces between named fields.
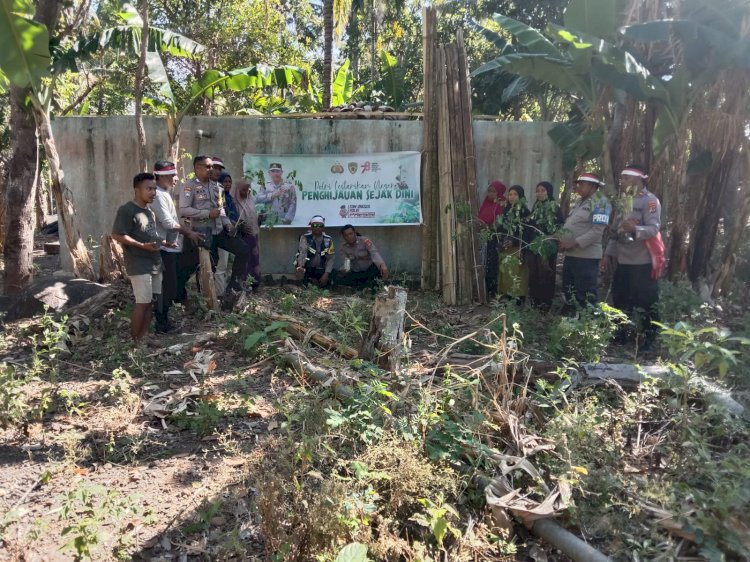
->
xmin=255 ymin=162 xmax=298 ymax=225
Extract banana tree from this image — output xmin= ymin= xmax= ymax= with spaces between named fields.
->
xmin=472 ymin=6 xmax=672 ymax=183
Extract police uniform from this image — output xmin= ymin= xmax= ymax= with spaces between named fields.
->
xmin=296 ymin=231 xmax=335 ymax=286
xmin=177 ymin=177 xmax=249 ymax=294
xmin=337 ymin=235 xmax=386 ymax=288
xmin=605 ymin=187 xmax=661 ymax=343
xmin=560 ymin=189 xmax=611 ymax=305
xmin=256 ymin=180 xmax=297 ymax=225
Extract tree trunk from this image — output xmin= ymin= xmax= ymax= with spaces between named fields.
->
xmin=33 ymin=107 xmax=96 ymax=281
xmin=322 ymin=0 xmax=333 ymax=110
xmin=688 ymin=150 xmax=737 ymax=283
xmin=167 ymin=114 xmax=180 ymax=164
xmin=35 ymin=168 xmax=48 ymax=229
xmin=134 ymin=0 xmax=150 ymax=172
xmin=3 ymin=88 xmax=40 ymax=294
xmin=2 ymin=0 xmax=62 ymax=294
xmin=359 ymin=286 xmax=408 ymax=372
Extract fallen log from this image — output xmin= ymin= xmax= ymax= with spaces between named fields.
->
xmin=255 ymin=307 xmax=358 ymax=360
xmin=279 ymin=341 xmax=354 ymax=399
xmin=578 ymin=363 xmax=745 ymax=416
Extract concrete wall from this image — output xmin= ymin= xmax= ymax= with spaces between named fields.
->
xmin=51 ymin=116 xmax=562 ymax=275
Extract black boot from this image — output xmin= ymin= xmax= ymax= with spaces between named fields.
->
xmin=154 ymin=294 xmax=175 ymax=333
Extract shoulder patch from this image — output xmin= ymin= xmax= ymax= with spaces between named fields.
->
xmin=591 ymin=200 xmax=611 ymax=225
xmin=183 ymin=186 xmax=193 ymax=194
xmin=363 ymin=238 xmax=373 ymax=249
xmin=648 ymin=200 xmax=657 ymax=214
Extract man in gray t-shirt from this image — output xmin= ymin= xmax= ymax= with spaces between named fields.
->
xmin=112 ymin=173 xmax=171 ymax=342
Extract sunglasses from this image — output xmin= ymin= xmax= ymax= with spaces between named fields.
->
xmin=311 ymin=223 xmax=324 ymax=228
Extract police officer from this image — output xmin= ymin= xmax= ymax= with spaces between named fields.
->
xmin=295 ymin=215 xmax=335 ymax=287
xmin=255 ymin=162 xmax=297 ymax=225
xmin=336 ymin=225 xmax=389 ymax=288
xmin=601 ymin=165 xmax=661 ymax=349
xmin=558 ymin=172 xmax=611 ymax=306
xmin=178 ymin=155 xmax=249 ymax=295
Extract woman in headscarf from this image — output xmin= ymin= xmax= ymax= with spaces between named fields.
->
xmin=497 ymin=185 xmax=530 ymax=300
xmin=230 ymin=178 xmax=262 ymax=289
xmin=526 ymin=181 xmax=564 ymax=307
xmin=478 ymin=181 xmax=507 ymax=299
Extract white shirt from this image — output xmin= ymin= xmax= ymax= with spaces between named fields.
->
xmin=150 ymin=186 xmax=182 ymax=252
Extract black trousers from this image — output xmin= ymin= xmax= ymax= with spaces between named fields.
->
xmin=562 ymin=256 xmax=600 ymax=306
xmin=613 ymin=263 xmax=659 ymax=341
xmin=303 ymin=266 xmax=330 ymax=287
xmin=210 ymin=230 xmax=249 ymax=287
xmin=176 ymin=237 xmax=200 ymax=303
xmin=160 ymin=250 xmax=179 ymax=304
xmin=335 ymin=263 xmax=381 ymax=288
xmin=485 ymin=234 xmax=500 ymax=299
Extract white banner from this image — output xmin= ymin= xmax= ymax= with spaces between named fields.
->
xmin=243 ymin=151 xmax=422 ymax=227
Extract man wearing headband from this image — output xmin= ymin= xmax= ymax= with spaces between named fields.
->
xmin=255 ymin=162 xmax=297 ymax=225
xmin=602 ymin=165 xmax=662 ymax=350
xmin=559 ymin=172 xmax=611 ymax=306
xmin=210 ymin=157 xmax=226 ymax=183
xmin=295 ymin=215 xmax=335 ymax=287
xmin=150 ymin=160 xmax=203 ymax=332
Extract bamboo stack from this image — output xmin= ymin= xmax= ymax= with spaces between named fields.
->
xmin=421 ymin=7 xmax=486 ymax=305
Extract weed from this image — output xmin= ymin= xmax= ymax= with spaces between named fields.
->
xmin=244 ymin=320 xmax=288 ymax=354
xmin=105 ymin=368 xmax=138 ymax=407
xmin=173 ymin=399 xmax=224 ymax=435
xmin=58 ymin=388 xmax=87 ymax=416
xmin=325 ymin=380 xmax=398 ymax=445
xmin=658 ymin=278 xmax=704 ymax=324
xmin=0 ymin=363 xmax=28 ymax=429
xmin=280 ymin=293 xmax=297 ymax=314
xmin=330 ymin=299 xmax=371 ymax=347
xmin=410 ymin=494 xmax=462 ymax=549
xmin=28 ymin=306 xmax=70 ymax=380
xmin=58 ymin=481 xmax=144 ymax=561
xmin=547 ymin=303 xmax=628 ymax=362
xmin=655 ymin=321 xmax=750 ymax=381
xmin=182 ymin=499 xmax=223 ymax=534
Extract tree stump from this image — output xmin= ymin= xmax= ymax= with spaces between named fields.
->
xmin=99 ymin=234 xmax=127 ymax=282
xmin=198 ymin=247 xmax=219 ymax=311
xmin=359 ymin=286 xmax=408 ymax=372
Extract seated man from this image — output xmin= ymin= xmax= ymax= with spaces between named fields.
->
xmin=295 ymin=215 xmax=334 ymax=287
xmin=336 ymin=224 xmax=390 ymax=288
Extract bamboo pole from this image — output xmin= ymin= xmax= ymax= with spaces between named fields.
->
xmin=198 ymin=247 xmax=219 ymax=311
xmin=456 ymin=29 xmax=486 ymax=303
xmin=421 ymin=6 xmax=439 ymax=291
xmin=436 ymin=47 xmax=457 ymax=305
xmin=445 ymin=45 xmax=473 ymax=305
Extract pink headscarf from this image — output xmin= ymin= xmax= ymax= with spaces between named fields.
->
xmin=478 ymin=180 xmax=507 ymax=226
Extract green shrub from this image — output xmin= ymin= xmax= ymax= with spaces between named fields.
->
xmin=547 ymin=303 xmax=628 ymax=362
